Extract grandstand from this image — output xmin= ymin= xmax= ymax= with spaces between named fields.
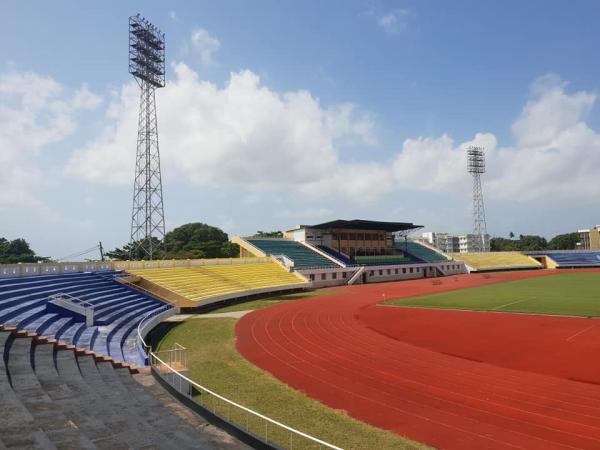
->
xmin=127 ymin=261 xmax=308 ymax=305
xmin=452 ymin=251 xmax=542 ymax=272
xmin=244 ymin=239 xmax=339 ymax=269
xmin=0 ymin=272 xmax=169 ymax=366
xmin=528 ymin=251 xmax=600 ymax=268
xmin=0 ymin=329 xmax=243 ymax=449
xmin=398 ymin=240 xmax=449 ymax=262
xmin=316 ymin=245 xmax=355 ymax=266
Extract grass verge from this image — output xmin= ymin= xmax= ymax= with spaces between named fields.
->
xmin=207 ymin=289 xmax=339 ymax=314
xmin=157 ymin=317 xmax=425 ymax=450
xmin=385 ymin=272 xmax=600 ymax=316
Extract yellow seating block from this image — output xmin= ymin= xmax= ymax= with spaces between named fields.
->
xmin=450 ymin=252 xmax=542 ymax=271
xmin=127 ymin=262 xmax=306 ymax=303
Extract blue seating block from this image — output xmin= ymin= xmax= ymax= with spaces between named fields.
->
xmin=0 ymin=272 xmax=171 ymax=366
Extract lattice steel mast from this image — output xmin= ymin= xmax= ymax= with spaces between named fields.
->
xmin=128 ymin=14 xmax=166 ymax=260
xmin=466 ymin=146 xmax=488 ymax=252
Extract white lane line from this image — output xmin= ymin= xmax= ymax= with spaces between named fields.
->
xmin=565 ymin=324 xmax=596 ymax=342
xmin=491 ymin=299 xmax=528 ymax=310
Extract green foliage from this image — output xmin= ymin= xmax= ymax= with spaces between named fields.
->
xmin=548 ymin=232 xmax=580 ymax=250
xmin=0 ymin=237 xmax=48 ymax=263
xmin=105 ymin=237 xmax=164 ymax=260
xmin=490 ymin=237 xmax=521 ymax=251
xmin=491 ymin=234 xmax=547 ymax=251
xmin=106 ymin=222 xmax=240 ymax=260
xmin=165 ymin=222 xmax=238 ymax=259
xmin=254 ymin=230 xmax=283 ymax=238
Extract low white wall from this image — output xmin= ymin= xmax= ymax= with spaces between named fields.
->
xmin=298 ymin=261 xmax=467 ymax=287
xmin=0 ymin=257 xmax=274 ymax=279
xmin=0 ymin=262 xmax=112 ymax=279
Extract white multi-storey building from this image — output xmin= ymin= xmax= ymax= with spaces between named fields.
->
xmin=422 ymin=232 xmax=490 ymax=253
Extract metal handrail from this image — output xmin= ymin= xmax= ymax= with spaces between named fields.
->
xmin=48 ymin=292 xmax=95 ymax=309
xmin=150 ymin=351 xmax=343 ymax=450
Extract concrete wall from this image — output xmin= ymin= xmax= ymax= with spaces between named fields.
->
xmin=0 ymin=257 xmax=273 ymax=279
xmin=0 ymin=262 xmax=113 ymax=279
xmin=298 ymin=261 xmax=467 ymax=288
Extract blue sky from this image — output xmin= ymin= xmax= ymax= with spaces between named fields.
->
xmin=2 ymin=1 xmax=600 ymax=258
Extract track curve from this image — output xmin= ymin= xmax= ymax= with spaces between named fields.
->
xmin=236 ymin=271 xmax=600 ymax=449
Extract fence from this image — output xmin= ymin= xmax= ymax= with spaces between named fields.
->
xmin=149 ymin=351 xmax=343 ymax=450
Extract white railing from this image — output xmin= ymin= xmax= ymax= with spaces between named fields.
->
xmin=149 ymin=351 xmax=343 ymax=450
xmin=48 ymin=293 xmax=95 ymax=326
xmin=272 ymin=254 xmax=295 ymax=269
xmin=346 ymin=267 xmax=364 ymax=285
xmin=136 ymin=304 xmax=178 ymax=363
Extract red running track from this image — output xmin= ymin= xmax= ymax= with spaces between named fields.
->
xmin=236 ymin=271 xmax=600 ymax=449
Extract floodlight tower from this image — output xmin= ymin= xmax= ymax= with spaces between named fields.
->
xmin=128 ymin=14 xmax=166 ymax=260
xmin=466 ymin=146 xmax=488 ymax=252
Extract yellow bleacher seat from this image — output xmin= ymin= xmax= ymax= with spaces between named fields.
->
xmin=127 ymin=261 xmax=307 ymax=303
xmin=450 ymin=252 xmax=542 ymax=271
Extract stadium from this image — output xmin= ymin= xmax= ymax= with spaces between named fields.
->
xmin=3 ymin=8 xmax=600 ymax=450
xmin=3 ymin=217 xmax=600 ymax=449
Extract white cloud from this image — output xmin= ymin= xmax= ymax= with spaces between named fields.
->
xmin=66 ymin=63 xmax=375 ymax=191
xmin=66 ymin=69 xmax=600 ymax=214
xmin=190 ymin=28 xmax=221 ymax=66
xmin=0 ymin=70 xmax=100 ymax=208
xmin=378 ymin=9 xmax=410 ymax=35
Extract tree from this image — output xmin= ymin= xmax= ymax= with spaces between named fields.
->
xmin=104 ymin=237 xmax=164 ymax=261
xmin=254 ymin=230 xmax=283 ymax=238
xmin=0 ymin=237 xmax=48 ymax=263
xmin=490 ymin=234 xmax=548 ymax=251
xmin=106 ymin=223 xmax=240 ymax=260
xmin=490 ymin=238 xmax=520 ymax=251
xmin=548 ymin=232 xmax=580 ymax=250
xmin=509 ymin=231 xmax=515 ymax=239
xmin=518 ymin=235 xmax=548 ymax=251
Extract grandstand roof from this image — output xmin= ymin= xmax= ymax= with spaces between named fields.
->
xmin=302 ymin=219 xmax=422 ymax=232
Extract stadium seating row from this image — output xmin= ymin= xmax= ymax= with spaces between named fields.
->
xmin=0 ymin=272 xmax=169 ymax=366
xmin=316 ymin=245 xmax=355 ymax=266
xmin=452 ymin=251 xmax=542 ymax=271
xmin=127 ymin=262 xmax=307 ymax=303
xmin=0 ymin=330 xmax=239 ymax=449
xmin=246 ymin=239 xmax=339 ymax=269
xmin=400 ymin=241 xmax=449 ymax=262
xmin=545 ymin=251 xmax=600 ymax=267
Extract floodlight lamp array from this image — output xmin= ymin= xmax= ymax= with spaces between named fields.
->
xmin=466 ymin=146 xmax=485 ymax=174
xmin=129 ymin=14 xmax=165 ymax=88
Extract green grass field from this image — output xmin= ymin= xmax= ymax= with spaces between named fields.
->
xmin=206 ymin=289 xmax=339 ymax=314
xmin=386 ymin=272 xmax=600 ymax=317
xmin=157 ymin=317 xmax=424 ymax=450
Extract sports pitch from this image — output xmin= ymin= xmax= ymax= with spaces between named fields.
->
xmin=386 ymin=272 xmax=600 ymax=317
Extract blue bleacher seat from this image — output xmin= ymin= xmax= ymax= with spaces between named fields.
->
xmin=0 ymin=272 xmax=171 ymax=366
xmin=316 ymin=245 xmax=355 ymax=266
xmin=546 ymin=252 xmax=600 ymax=267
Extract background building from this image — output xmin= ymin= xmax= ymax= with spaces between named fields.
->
xmin=422 ymin=232 xmax=490 ymax=253
xmin=577 ymin=226 xmax=600 ymax=250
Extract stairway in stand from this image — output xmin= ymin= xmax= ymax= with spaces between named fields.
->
xmin=0 ymin=329 xmax=248 ymax=450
